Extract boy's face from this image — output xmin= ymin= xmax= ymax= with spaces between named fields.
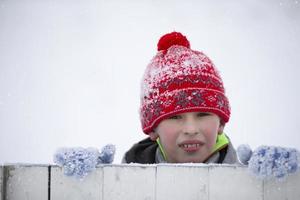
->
xmin=150 ymin=112 xmax=223 ymax=163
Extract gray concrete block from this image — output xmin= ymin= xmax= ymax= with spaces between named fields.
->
xmin=0 ymin=166 xmax=3 ymax=200
xmin=209 ymin=165 xmax=263 ymax=200
xmin=156 ymin=164 xmax=209 ymax=200
xmin=4 ymin=165 xmax=48 ymax=200
xmin=264 ymin=171 xmax=300 ymax=200
xmin=1 ymin=164 xmax=299 ymax=200
xmin=103 ymin=165 xmax=156 ymax=200
xmin=51 ymin=165 xmax=103 ymax=200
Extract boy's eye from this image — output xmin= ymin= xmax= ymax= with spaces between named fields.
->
xmin=168 ymin=115 xmax=181 ymax=120
xmin=197 ymin=112 xmax=210 ymax=117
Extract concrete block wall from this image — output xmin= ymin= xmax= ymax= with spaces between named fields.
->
xmin=0 ymin=164 xmax=299 ymax=200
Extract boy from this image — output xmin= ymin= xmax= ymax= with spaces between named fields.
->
xmin=123 ymin=32 xmax=237 ymax=164
xmin=55 ymin=32 xmax=297 ymax=180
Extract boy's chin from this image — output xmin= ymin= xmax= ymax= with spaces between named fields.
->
xmin=175 ymin=156 xmax=205 ymax=163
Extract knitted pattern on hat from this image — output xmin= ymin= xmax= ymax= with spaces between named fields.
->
xmin=140 ymin=32 xmax=230 ymax=134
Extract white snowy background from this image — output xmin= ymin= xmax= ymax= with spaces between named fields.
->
xmin=0 ymin=0 xmax=299 ymax=164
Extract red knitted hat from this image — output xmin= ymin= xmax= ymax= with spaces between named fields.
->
xmin=140 ymin=32 xmax=230 ymax=134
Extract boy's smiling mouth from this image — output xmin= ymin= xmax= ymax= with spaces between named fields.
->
xmin=178 ymin=140 xmax=204 ymax=153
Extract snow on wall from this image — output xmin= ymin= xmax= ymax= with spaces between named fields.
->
xmin=0 ymin=164 xmax=300 ymax=200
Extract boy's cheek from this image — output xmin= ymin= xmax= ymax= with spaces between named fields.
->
xmin=159 ymin=130 xmax=178 ymax=146
xmin=158 ymin=129 xmax=179 ymax=143
xmin=156 ymin=123 xmax=178 ymax=136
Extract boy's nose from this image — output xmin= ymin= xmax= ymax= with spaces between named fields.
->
xmin=182 ymin=119 xmax=199 ymax=135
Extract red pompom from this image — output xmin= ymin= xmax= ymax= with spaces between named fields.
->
xmin=157 ymin=32 xmax=190 ymax=51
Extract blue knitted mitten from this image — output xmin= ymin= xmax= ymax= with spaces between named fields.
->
xmin=237 ymin=144 xmax=299 ymax=180
xmin=54 ymin=144 xmax=115 ymax=179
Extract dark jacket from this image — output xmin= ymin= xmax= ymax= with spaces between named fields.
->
xmin=122 ymin=137 xmax=238 ymax=164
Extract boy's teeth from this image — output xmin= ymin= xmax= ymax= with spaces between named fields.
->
xmin=183 ymin=144 xmax=200 ymax=148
